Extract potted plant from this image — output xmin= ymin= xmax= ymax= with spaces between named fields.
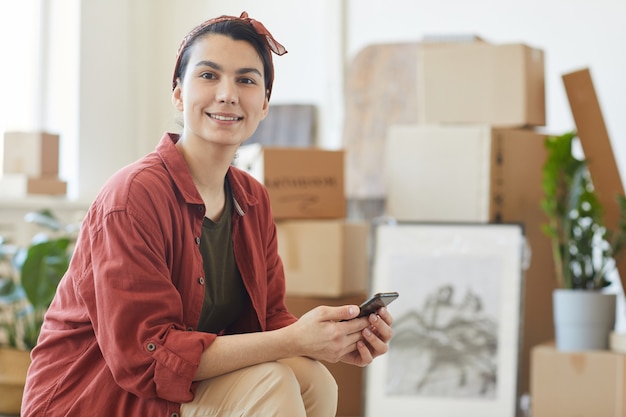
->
xmin=0 ymin=209 xmax=78 ymax=414
xmin=541 ymin=131 xmax=626 ymax=351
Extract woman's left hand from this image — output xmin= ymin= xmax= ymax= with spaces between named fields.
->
xmin=339 ymin=306 xmax=394 ymax=367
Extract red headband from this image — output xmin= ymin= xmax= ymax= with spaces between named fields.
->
xmin=172 ymin=11 xmax=287 ymax=99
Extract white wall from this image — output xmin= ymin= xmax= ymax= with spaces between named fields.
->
xmin=53 ymin=0 xmax=626 ymax=200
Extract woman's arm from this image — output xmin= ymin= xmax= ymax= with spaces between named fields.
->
xmin=194 ymin=304 xmax=368 ymax=380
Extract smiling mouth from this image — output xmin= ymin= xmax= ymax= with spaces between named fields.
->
xmin=208 ymin=113 xmax=242 ymax=121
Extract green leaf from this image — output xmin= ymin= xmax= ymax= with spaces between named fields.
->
xmin=20 ymin=238 xmax=71 ymax=310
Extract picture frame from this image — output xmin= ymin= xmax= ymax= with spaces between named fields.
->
xmin=365 ymin=222 xmax=526 ymax=417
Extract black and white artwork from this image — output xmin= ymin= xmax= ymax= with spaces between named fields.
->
xmin=387 ymin=254 xmax=500 ymax=398
xmin=365 ymin=223 xmax=524 ymax=417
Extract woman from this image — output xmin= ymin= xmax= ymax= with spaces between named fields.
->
xmin=21 ymin=11 xmax=393 ymax=417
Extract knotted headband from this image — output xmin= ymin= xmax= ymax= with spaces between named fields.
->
xmin=172 ymin=11 xmax=287 ymax=99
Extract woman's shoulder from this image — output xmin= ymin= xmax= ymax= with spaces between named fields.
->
xmin=94 ymin=152 xmax=175 ymax=210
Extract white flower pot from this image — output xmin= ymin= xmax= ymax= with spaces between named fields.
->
xmin=553 ymin=289 xmax=617 ymax=351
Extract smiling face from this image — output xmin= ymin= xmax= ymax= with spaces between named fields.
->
xmin=172 ymin=33 xmax=269 ymax=148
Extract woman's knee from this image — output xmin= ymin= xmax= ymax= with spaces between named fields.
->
xmin=300 ymin=359 xmax=337 ymax=396
xmin=182 ymin=361 xmax=307 ymax=417
xmin=256 ymin=361 xmax=302 ymax=394
xmin=279 ymin=357 xmax=338 ymax=414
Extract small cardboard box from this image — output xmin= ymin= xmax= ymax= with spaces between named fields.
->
xmin=2 ymin=131 xmax=60 ymax=177
xmin=530 ymin=343 xmax=626 ymax=417
xmin=285 ymin=294 xmax=367 ymax=417
xmin=0 ymin=174 xmax=67 ymax=198
xmin=417 ymin=42 xmax=545 ymax=127
xmin=235 ymin=145 xmax=346 ymax=219
xmin=276 ymin=220 xmax=369 ymax=297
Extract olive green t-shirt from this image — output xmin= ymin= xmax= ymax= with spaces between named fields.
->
xmin=196 ymin=182 xmax=246 ymax=334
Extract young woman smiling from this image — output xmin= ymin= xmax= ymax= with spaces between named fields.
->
xmin=21 ymin=12 xmax=393 ymax=417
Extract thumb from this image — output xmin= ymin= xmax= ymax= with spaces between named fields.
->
xmin=343 ymin=304 xmax=360 ymax=320
xmin=332 ymin=304 xmax=359 ymax=321
xmin=316 ymin=305 xmax=360 ymax=321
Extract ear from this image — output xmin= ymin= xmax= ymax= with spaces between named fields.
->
xmin=260 ymin=95 xmax=270 ymax=121
xmin=172 ymin=83 xmax=184 ymax=111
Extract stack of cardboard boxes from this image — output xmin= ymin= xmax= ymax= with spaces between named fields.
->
xmin=235 ymin=144 xmax=370 ymax=417
xmin=1 ymin=131 xmax=67 ymax=198
xmin=383 ymin=40 xmax=553 ymax=404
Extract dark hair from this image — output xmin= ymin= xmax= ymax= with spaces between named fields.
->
xmin=175 ymin=20 xmax=273 ymax=97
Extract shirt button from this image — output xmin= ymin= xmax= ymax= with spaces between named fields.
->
xmin=171 ymin=413 xmax=180 ymax=417
xmin=198 ymin=277 xmax=205 ymax=285
xmin=187 ymin=327 xmax=194 ymax=331
xmin=197 ymin=205 xmax=203 ymax=212
xmin=146 ymin=342 xmax=156 ymax=352
xmin=195 ymin=237 xmax=201 ymax=245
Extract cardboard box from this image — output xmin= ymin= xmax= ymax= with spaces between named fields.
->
xmin=530 ymin=343 xmax=626 ymax=417
xmin=417 ymin=42 xmax=545 ymax=127
xmin=0 ymin=174 xmax=67 ymax=198
xmin=562 ymin=68 xmax=626 ymax=294
xmin=385 ymin=124 xmax=556 ymax=399
xmin=235 ymin=145 xmax=346 ymax=219
xmin=2 ymin=131 xmax=60 ymax=177
xmin=285 ymin=294 xmax=367 ymax=417
xmin=385 ymin=124 xmax=546 ymax=223
xmin=276 ymin=220 xmax=369 ymax=297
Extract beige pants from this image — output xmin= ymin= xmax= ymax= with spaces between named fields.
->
xmin=180 ymin=357 xmax=338 ymax=417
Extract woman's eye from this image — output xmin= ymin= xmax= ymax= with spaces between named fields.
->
xmin=239 ymin=77 xmax=255 ymax=85
xmin=200 ymin=72 xmax=216 ymax=80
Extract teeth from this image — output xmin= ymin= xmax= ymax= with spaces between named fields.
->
xmin=211 ymin=114 xmax=239 ymax=121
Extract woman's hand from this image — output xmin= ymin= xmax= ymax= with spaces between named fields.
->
xmin=339 ymin=306 xmax=394 ymax=367
xmin=288 ymin=305 xmax=371 ymax=363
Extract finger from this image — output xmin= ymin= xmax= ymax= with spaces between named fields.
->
xmin=356 ymin=340 xmax=374 ymax=365
xmin=341 ymin=316 xmax=370 ymax=334
xmin=368 ymin=312 xmax=393 ymax=343
xmin=363 ymin=325 xmax=390 ymax=356
xmin=377 ymin=306 xmax=394 ymax=326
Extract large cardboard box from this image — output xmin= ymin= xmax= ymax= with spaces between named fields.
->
xmin=285 ymin=294 xmax=367 ymax=417
xmin=2 ymin=131 xmax=60 ymax=177
xmin=384 ymin=124 xmax=556 ymax=399
xmin=417 ymin=42 xmax=545 ymax=127
xmin=530 ymin=343 xmax=626 ymax=417
xmin=276 ymin=220 xmax=369 ymax=297
xmin=562 ymin=68 xmax=626 ymax=293
xmin=235 ymin=145 xmax=346 ymax=219
xmin=0 ymin=174 xmax=67 ymax=198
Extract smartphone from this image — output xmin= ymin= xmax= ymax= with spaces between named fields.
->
xmin=357 ymin=292 xmax=399 ymax=318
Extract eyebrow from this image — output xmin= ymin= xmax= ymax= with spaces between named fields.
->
xmin=195 ymin=60 xmax=262 ymax=77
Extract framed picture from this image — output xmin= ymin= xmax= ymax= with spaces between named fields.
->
xmin=365 ymin=223 xmax=525 ymax=417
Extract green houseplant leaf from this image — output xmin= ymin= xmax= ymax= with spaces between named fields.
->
xmin=19 ymin=238 xmax=71 ymax=310
xmin=541 ymin=131 xmax=626 ymax=290
xmin=0 ymin=210 xmax=76 ymax=350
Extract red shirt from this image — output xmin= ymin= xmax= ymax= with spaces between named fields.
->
xmin=21 ymin=133 xmax=297 ymax=417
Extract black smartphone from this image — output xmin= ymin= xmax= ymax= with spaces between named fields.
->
xmin=357 ymin=292 xmax=399 ymax=318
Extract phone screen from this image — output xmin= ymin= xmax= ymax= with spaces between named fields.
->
xmin=357 ymin=292 xmax=399 ymax=318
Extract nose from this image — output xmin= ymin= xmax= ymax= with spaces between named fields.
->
xmin=215 ymin=79 xmax=238 ymax=104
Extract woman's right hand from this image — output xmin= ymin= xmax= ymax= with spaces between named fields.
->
xmin=288 ymin=305 xmax=370 ymax=363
